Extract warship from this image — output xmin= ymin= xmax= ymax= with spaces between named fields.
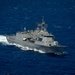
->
xmin=6 ymin=18 xmax=66 ymax=55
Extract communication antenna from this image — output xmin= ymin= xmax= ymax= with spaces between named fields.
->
xmin=42 ymin=16 xmax=45 ymax=24
xmin=41 ymin=16 xmax=48 ymax=31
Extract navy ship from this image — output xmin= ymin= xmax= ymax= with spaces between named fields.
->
xmin=6 ymin=18 xmax=66 ymax=55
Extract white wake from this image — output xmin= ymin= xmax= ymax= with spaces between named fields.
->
xmin=0 ymin=35 xmax=9 ymax=44
xmin=0 ymin=35 xmax=45 ymax=53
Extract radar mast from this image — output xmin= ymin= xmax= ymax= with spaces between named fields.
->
xmin=41 ymin=17 xmax=47 ymax=31
xmin=36 ymin=17 xmax=48 ymax=31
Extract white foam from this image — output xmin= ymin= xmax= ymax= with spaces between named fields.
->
xmin=0 ymin=35 xmax=45 ymax=54
xmin=9 ymin=43 xmax=46 ymax=53
xmin=0 ymin=35 xmax=9 ymax=44
xmin=11 ymin=43 xmax=46 ymax=53
xmin=34 ymin=48 xmax=38 ymax=52
xmin=38 ymin=50 xmax=45 ymax=53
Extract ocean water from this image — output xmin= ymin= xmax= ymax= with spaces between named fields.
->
xmin=0 ymin=0 xmax=75 ymax=75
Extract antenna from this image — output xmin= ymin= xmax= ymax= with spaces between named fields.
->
xmin=42 ymin=16 xmax=45 ymax=23
xmin=41 ymin=16 xmax=48 ymax=31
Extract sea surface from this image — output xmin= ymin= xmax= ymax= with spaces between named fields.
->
xmin=0 ymin=0 xmax=75 ymax=75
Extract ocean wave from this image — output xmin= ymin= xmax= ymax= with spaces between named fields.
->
xmin=0 ymin=35 xmax=9 ymax=44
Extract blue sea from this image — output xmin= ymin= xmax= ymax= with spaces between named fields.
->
xmin=0 ymin=0 xmax=75 ymax=75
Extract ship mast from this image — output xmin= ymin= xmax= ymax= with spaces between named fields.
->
xmin=41 ymin=17 xmax=47 ymax=31
xmin=36 ymin=17 xmax=47 ymax=31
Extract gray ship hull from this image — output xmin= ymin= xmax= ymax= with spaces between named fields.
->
xmin=6 ymin=36 xmax=66 ymax=55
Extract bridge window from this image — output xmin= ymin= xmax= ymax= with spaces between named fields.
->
xmin=38 ymin=38 xmax=42 ymax=41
